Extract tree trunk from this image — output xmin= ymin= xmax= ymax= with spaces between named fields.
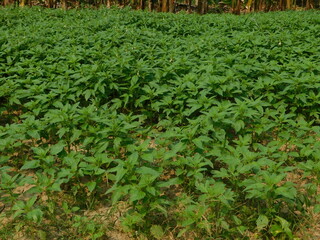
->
xmin=132 ymin=0 xmax=139 ymax=9
xmin=204 ymin=0 xmax=208 ymax=13
xmin=306 ymin=0 xmax=314 ymax=8
xmin=19 ymin=0 xmax=26 ymax=7
xmin=47 ymin=0 xmax=54 ymax=8
xmin=197 ymin=0 xmax=201 ymax=13
xmin=188 ymin=0 xmax=191 ymax=12
xmin=4 ymin=0 xmax=13 ymax=6
xmin=286 ymin=0 xmax=291 ymax=9
xmin=148 ymin=0 xmax=154 ymax=10
xmin=61 ymin=0 xmax=67 ymax=9
xmin=260 ymin=0 xmax=265 ymax=11
xmin=139 ymin=0 xmax=144 ymax=9
xmin=253 ymin=0 xmax=259 ymax=11
xmin=234 ymin=0 xmax=241 ymax=14
xmin=169 ymin=0 xmax=174 ymax=12
xmin=162 ymin=0 xmax=168 ymax=12
xmin=198 ymin=0 xmax=207 ymax=14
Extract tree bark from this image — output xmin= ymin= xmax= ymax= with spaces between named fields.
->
xmin=47 ymin=0 xmax=54 ymax=8
xmin=235 ymin=0 xmax=241 ymax=14
xmin=162 ymin=0 xmax=169 ymax=12
xmin=197 ymin=0 xmax=202 ymax=13
xmin=188 ymin=0 xmax=191 ymax=12
xmin=61 ymin=0 xmax=67 ymax=9
xmin=198 ymin=0 xmax=207 ymax=14
xmin=132 ymin=0 xmax=139 ymax=9
xmin=169 ymin=0 xmax=174 ymax=12
xmin=306 ymin=0 xmax=314 ymax=9
xmin=148 ymin=0 xmax=154 ymax=11
xmin=140 ymin=0 xmax=147 ymax=9
xmin=19 ymin=0 xmax=26 ymax=7
xmin=4 ymin=0 xmax=13 ymax=6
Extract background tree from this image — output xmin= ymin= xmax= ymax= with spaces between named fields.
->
xmin=1 ymin=0 xmax=318 ymax=12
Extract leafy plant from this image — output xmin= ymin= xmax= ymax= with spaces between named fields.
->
xmin=0 ymin=8 xmax=319 ymax=239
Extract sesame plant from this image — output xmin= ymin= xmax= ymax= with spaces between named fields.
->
xmin=0 ymin=7 xmax=320 ymax=239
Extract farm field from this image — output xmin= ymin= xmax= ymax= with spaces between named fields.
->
xmin=0 ymin=8 xmax=320 ymax=239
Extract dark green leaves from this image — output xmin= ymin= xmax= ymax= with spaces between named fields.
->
xmin=21 ymin=160 xmax=40 ymax=170
xmin=1 ymin=8 xmax=319 ymax=240
xmin=50 ymin=141 xmax=66 ymax=155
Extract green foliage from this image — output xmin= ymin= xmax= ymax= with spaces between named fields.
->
xmin=0 ymin=8 xmax=320 ymax=239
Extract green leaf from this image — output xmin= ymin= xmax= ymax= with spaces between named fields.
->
xmin=115 ymin=166 xmax=127 ymax=183
xmin=12 ymin=210 xmax=24 ymax=219
xmin=275 ymin=186 xmax=297 ymax=200
xmin=21 ymin=160 xmax=40 ymax=170
xmin=181 ymin=218 xmax=195 ymax=227
xmin=150 ymin=225 xmax=164 ymax=239
xmin=50 ymin=141 xmax=66 ymax=155
xmin=128 ymin=151 xmax=139 ymax=165
xmin=85 ymin=181 xmax=96 ymax=193
xmin=26 ymin=195 xmax=38 ymax=208
xmin=141 ymin=153 xmax=154 ymax=162
xmin=220 ymin=220 xmax=229 ymax=230
xmin=314 ymin=204 xmax=320 ymax=214
xmin=70 ymin=129 xmax=82 ymax=143
xmin=129 ymin=188 xmax=146 ymax=202
xmin=111 ymin=188 xmax=124 ymax=204
xmin=50 ymin=182 xmax=62 ymax=192
xmin=192 ymin=138 xmax=204 ymax=149
xmin=71 ymin=207 xmax=80 ymax=212
xmin=0 ymin=156 xmax=11 ymax=164
xmin=157 ymin=177 xmax=182 ymax=188
xmin=256 ymin=214 xmax=269 ymax=231
xmin=232 ymin=215 xmax=242 ymax=225
xmin=234 ymin=120 xmax=245 ymax=132
xmin=270 ymin=224 xmax=283 ymax=237
xmin=177 ymin=228 xmax=188 ymax=238
xmin=27 ymin=130 xmax=40 ymax=139
xmin=57 ymin=127 xmax=69 ymax=138
xmin=26 ymin=208 xmax=43 ymax=223
xmin=32 ymin=147 xmax=47 ymax=157
xmin=275 ymin=216 xmax=293 ymax=238
xmin=37 ymin=230 xmax=47 ymax=240
xmin=136 ymin=166 xmax=161 ymax=177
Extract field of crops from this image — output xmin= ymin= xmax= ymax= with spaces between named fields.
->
xmin=0 ymin=8 xmax=320 ymax=239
